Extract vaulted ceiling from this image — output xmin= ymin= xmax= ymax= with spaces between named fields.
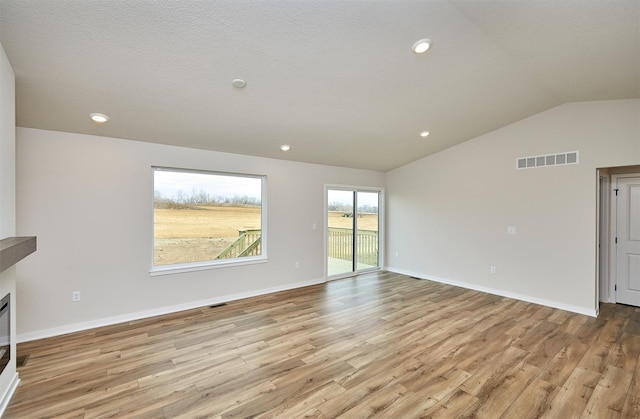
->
xmin=1 ymin=0 xmax=638 ymax=171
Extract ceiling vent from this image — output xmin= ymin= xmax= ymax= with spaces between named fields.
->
xmin=516 ymin=151 xmax=579 ymax=170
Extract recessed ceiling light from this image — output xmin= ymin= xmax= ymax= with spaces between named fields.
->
xmin=420 ymin=131 xmax=430 ymax=138
xmin=280 ymin=144 xmax=291 ymax=151
xmin=412 ymin=39 xmax=432 ymax=54
xmin=232 ymin=79 xmax=247 ymax=88
xmin=89 ymin=113 xmax=109 ymax=123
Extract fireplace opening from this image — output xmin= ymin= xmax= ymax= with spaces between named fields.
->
xmin=0 ymin=294 xmax=10 ymax=375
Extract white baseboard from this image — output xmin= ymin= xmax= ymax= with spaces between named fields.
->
xmin=17 ymin=277 xmax=326 ymax=343
xmin=0 ymin=373 xmax=19 ymax=417
xmin=386 ymin=267 xmax=597 ymax=317
xmin=18 ymin=268 xmax=598 ymax=343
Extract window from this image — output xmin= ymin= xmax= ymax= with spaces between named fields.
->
xmin=151 ymin=167 xmax=266 ymax=274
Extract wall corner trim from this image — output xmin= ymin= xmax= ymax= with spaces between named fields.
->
xmin=0 ymin=373 xmax=19 ymax=416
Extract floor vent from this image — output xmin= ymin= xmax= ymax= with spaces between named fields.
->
xmin=209 ymin=303 xmax=228 ymax=309
xmin=17 ymin=354 xmax=29 ymax=368
xmin=517 ymin=151 xmax=579 ymax=169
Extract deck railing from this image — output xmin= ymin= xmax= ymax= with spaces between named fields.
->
xmin=327 ymin=227 xmax=378 ymax=266
xmin=214 ymin=228 xmax=378 ymax=266
xmin=214 ymin=229 xmax=261 ymax=260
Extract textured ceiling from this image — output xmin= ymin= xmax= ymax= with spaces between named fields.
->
xmin=1 ymin=0 xmax=638 ymax=171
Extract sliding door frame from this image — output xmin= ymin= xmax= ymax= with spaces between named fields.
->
xmin=324 ymin=184 xmax=384 ymax=280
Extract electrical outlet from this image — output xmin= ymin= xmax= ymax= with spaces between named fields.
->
xmin=395 ymin=251 xmax=399 ymax=258
xmin=490 ymin=266 xmax=497 ymax=274
xmin=295 ymin=262 xmax=300 ymax=269
xmin=72 ymin=291 xmax=81 ymax=302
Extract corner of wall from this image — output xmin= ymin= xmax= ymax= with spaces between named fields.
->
xmin=0 ymin=41 xmax=19 ymax=413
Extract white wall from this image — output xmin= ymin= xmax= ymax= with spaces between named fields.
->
xmin=12 ymin=99 xmax=640 ymax=339
xmin=0 ymin=46 xmax=15 ymax=237
xmin=386 ymin=99 xmax=640 ymax=315
xmin=15 ymin=128 xmax=385 ymax=340
xmin=0 ymin=42 xmax=19 ymax=412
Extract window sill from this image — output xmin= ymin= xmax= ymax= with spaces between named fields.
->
xmin=149 ymin=256 xmax=267 ymax=277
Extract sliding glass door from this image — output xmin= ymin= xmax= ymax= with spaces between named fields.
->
xmin=355 ymin=191 xmax=379 ymax=271
xmin=326 ymin=188 xmax=381 ymax=278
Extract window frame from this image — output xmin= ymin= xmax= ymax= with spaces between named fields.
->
xmin=150 ymin=166 xmax=267 ymax=276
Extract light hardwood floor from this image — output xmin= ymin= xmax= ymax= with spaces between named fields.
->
xmin=6 ymin=271 xmax=640 ymax=418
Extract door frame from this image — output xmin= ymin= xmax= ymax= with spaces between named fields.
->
xmin=597 ymin=171 xmax=609 ymax=307
xmin=324 ymin=184 xmax=384 ymax=280
xmin=597 ymin=167 xmax=640 ymax=305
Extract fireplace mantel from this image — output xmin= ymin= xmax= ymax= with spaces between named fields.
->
xmin=0 ymin=237 xmax=37 ymax=274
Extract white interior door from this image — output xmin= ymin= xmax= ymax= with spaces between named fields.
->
xmin=615 ymin=175 xmax=640 ymax=307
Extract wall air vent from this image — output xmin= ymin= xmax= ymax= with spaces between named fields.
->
xmin=516 ymin=151 xmax=579 ymax=170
